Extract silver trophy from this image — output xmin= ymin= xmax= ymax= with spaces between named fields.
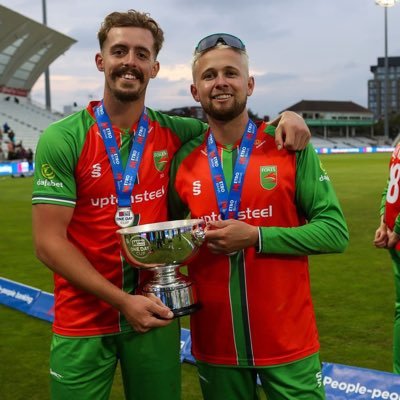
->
xmin=117 ymin=219 xmax=205 ymax=317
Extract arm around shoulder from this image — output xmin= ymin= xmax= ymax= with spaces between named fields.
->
xmin=270 ymin=111 xmax=311 ymax=151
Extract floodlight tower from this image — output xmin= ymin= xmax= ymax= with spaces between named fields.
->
xmin=375 ymin=0 xmax=400 ymax=141
xmin=42 ymin=0 xmax=51 ymax=111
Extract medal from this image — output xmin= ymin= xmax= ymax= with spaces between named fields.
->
xmin=95 ymin=102 xmax=150 ymax=228
xmin=115 ymin=207 xmax=135 ymax=228
xmin=207 ymin=119 xmax=257 ymax=220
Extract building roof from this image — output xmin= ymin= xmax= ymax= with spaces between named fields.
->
xmin=283 ymin=100 xmax=372 ymax=114
xmin=0 ymin=5 xmax=76 ymax=96
xmin=370 ymin=56 xmax=400 ymax=73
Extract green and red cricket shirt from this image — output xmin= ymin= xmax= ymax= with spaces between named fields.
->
xmin=32 ymin=100 xmax=206 ymax=337
xmin=169 ymin=122 xmax=348 ymax=367
xmin=383 ymin=144 xmax=400 ymax=246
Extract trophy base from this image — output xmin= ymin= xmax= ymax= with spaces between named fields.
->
xmin=142 ymin=278 xmax=199 ymax=317
xmin=172 ymin=303 xmax=201 ymax=318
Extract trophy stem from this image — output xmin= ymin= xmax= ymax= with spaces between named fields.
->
xmin=141 ymin=265 xmax=200 ymax=317
xmin=152 ymin=265 xmax=178 ymax=285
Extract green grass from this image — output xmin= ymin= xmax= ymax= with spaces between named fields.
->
xmin=0 ymin=152 xmax=395 ymax=398
xmin=313 ymin=153 xmax=393 ymax=372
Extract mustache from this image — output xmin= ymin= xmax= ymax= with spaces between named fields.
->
xmin=112 ymin=66 xmax=144 ymax=82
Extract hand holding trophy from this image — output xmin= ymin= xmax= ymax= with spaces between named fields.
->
xmin=118 ymin=219 xmax=205 ymax=317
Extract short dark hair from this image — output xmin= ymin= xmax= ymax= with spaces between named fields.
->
xmin=97 ymin=10 xmax=164 ymax=57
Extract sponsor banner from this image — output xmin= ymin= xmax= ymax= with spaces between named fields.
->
xmin=314 ymin=146 xmax=394 ymax=155
xmin=180 ymin=328 xmax=191 ymax=362
xmin=0 ymin=277 xmax=53 ymax=321
xmin=0 ymin=277 xmax=41 ymax=314
xmin=322 ymin=362 xmax=400 ymax=399
xmin=0 ymin=160 xmax=34 ymax=177
xmin=29 ymin=291 xmax=54 ymax=322
xmin=180 ymin=328 xmax=196 ymax=364
xmin=0 ymin=85 xmax=29 ymax=97
xmin=0 ymin=164 xmax=12 ymax=175
xmin=3 ymin=277 xmax=400 ymax=399
xmin=305 ymin=119 xmax=374 ymax=127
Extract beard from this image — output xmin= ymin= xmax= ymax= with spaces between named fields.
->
xmin=201 ymin=97 xmax=247 ymax=121
xmin=113 ymin=87 xmax=143 ymax=103
xmin=109 ymin=67 xmax=146 ymax=103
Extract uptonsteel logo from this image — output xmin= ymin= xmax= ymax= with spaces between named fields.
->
xmin=90 ymin=185 xmax=166 ymax=208
xmin=199 ymin=205 xmax=273 ymax=223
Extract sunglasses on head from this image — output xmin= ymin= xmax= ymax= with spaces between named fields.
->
xmin=195 ymin=33 xmax=246 ymax=54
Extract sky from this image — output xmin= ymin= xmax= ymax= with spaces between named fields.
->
xmin=2 ymin=0 xmax=400 ymax=119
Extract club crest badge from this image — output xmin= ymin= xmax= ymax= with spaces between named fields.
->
xmin=260 ymin=166 xmax=277 ymax=190
xmin=153 ymin=150 xmax=169 ymax=172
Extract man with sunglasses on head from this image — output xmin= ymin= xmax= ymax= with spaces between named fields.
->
xmin=31 ymin=9 xmax=313 ymax=400
xmin=169 ymin=33 xmax=349 ymax=400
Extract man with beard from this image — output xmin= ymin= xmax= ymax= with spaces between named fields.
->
xmin=169 ymin=33 xmax=349 ymax=400
xmin=32 ymin=11 xmax=313 ymax=400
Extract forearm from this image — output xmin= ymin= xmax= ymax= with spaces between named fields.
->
xmin=258 ymin=217 xmax=349 ymax=256
xmin=380 ymin=181 xmax=388 ymax=217
xmin=269 ymin=110 xmax=303 ymax=127
xmin=268 ymin=111 xmax=311 ymax=151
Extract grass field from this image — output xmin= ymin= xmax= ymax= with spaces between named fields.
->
xmin=0 ymin=152 xmax=395 ymax=399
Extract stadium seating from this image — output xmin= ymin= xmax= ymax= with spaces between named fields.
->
xmin=0 ymin=92 xmax=383 ymax=154
xmin=0 ymin=92 xmax=62 ymax=152
xmin=311 ymin=135 xmax=379 ymax=149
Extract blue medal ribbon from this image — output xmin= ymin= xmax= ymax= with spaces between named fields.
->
xmin=207 ymin=119 xmax=257 ymax=220
xmin=95 ymin=101 xmax=149 ymax=208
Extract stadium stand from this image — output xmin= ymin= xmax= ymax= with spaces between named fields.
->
xmin=282 ymin=100 xmax=387 ymax=149
xmin=0 ymin=5 xmax=76 ymax=95
xmin=311 ymin=134 xmax=379 ymax=149
xmin=0 ymin=93 xmax=61 ymax=152
xmin=0 ymin=5 xmax=76 ymax=155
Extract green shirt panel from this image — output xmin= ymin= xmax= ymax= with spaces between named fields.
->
xmin=259 ymin=143 xmax=349 ymax=255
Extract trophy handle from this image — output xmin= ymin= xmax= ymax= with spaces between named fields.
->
xmin=191 ymin=225 xmax=205 ymax=247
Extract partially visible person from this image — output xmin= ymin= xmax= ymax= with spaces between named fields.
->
xmin=31 ymin=11 xmax=312 ymax=400
xmin=26 ymin=147 xmax=33 ymax=162
xmin=3 ymin=121 xmax=10 ymax=134
xmin=7 ymin=128 xmax=15 ymax=144
xmin=0 ymin=146 xmax=5 ymax=162
xmin=6 ymin=140 xmax=14 ymax=160
xmin=374 ymin=143 xmax=400 ymax=374
xmin=169 ymin=33 xmax=349 ymax=400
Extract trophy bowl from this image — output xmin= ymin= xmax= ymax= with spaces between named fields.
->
xmin=117 ymin=219 xmax=205 ymax=317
